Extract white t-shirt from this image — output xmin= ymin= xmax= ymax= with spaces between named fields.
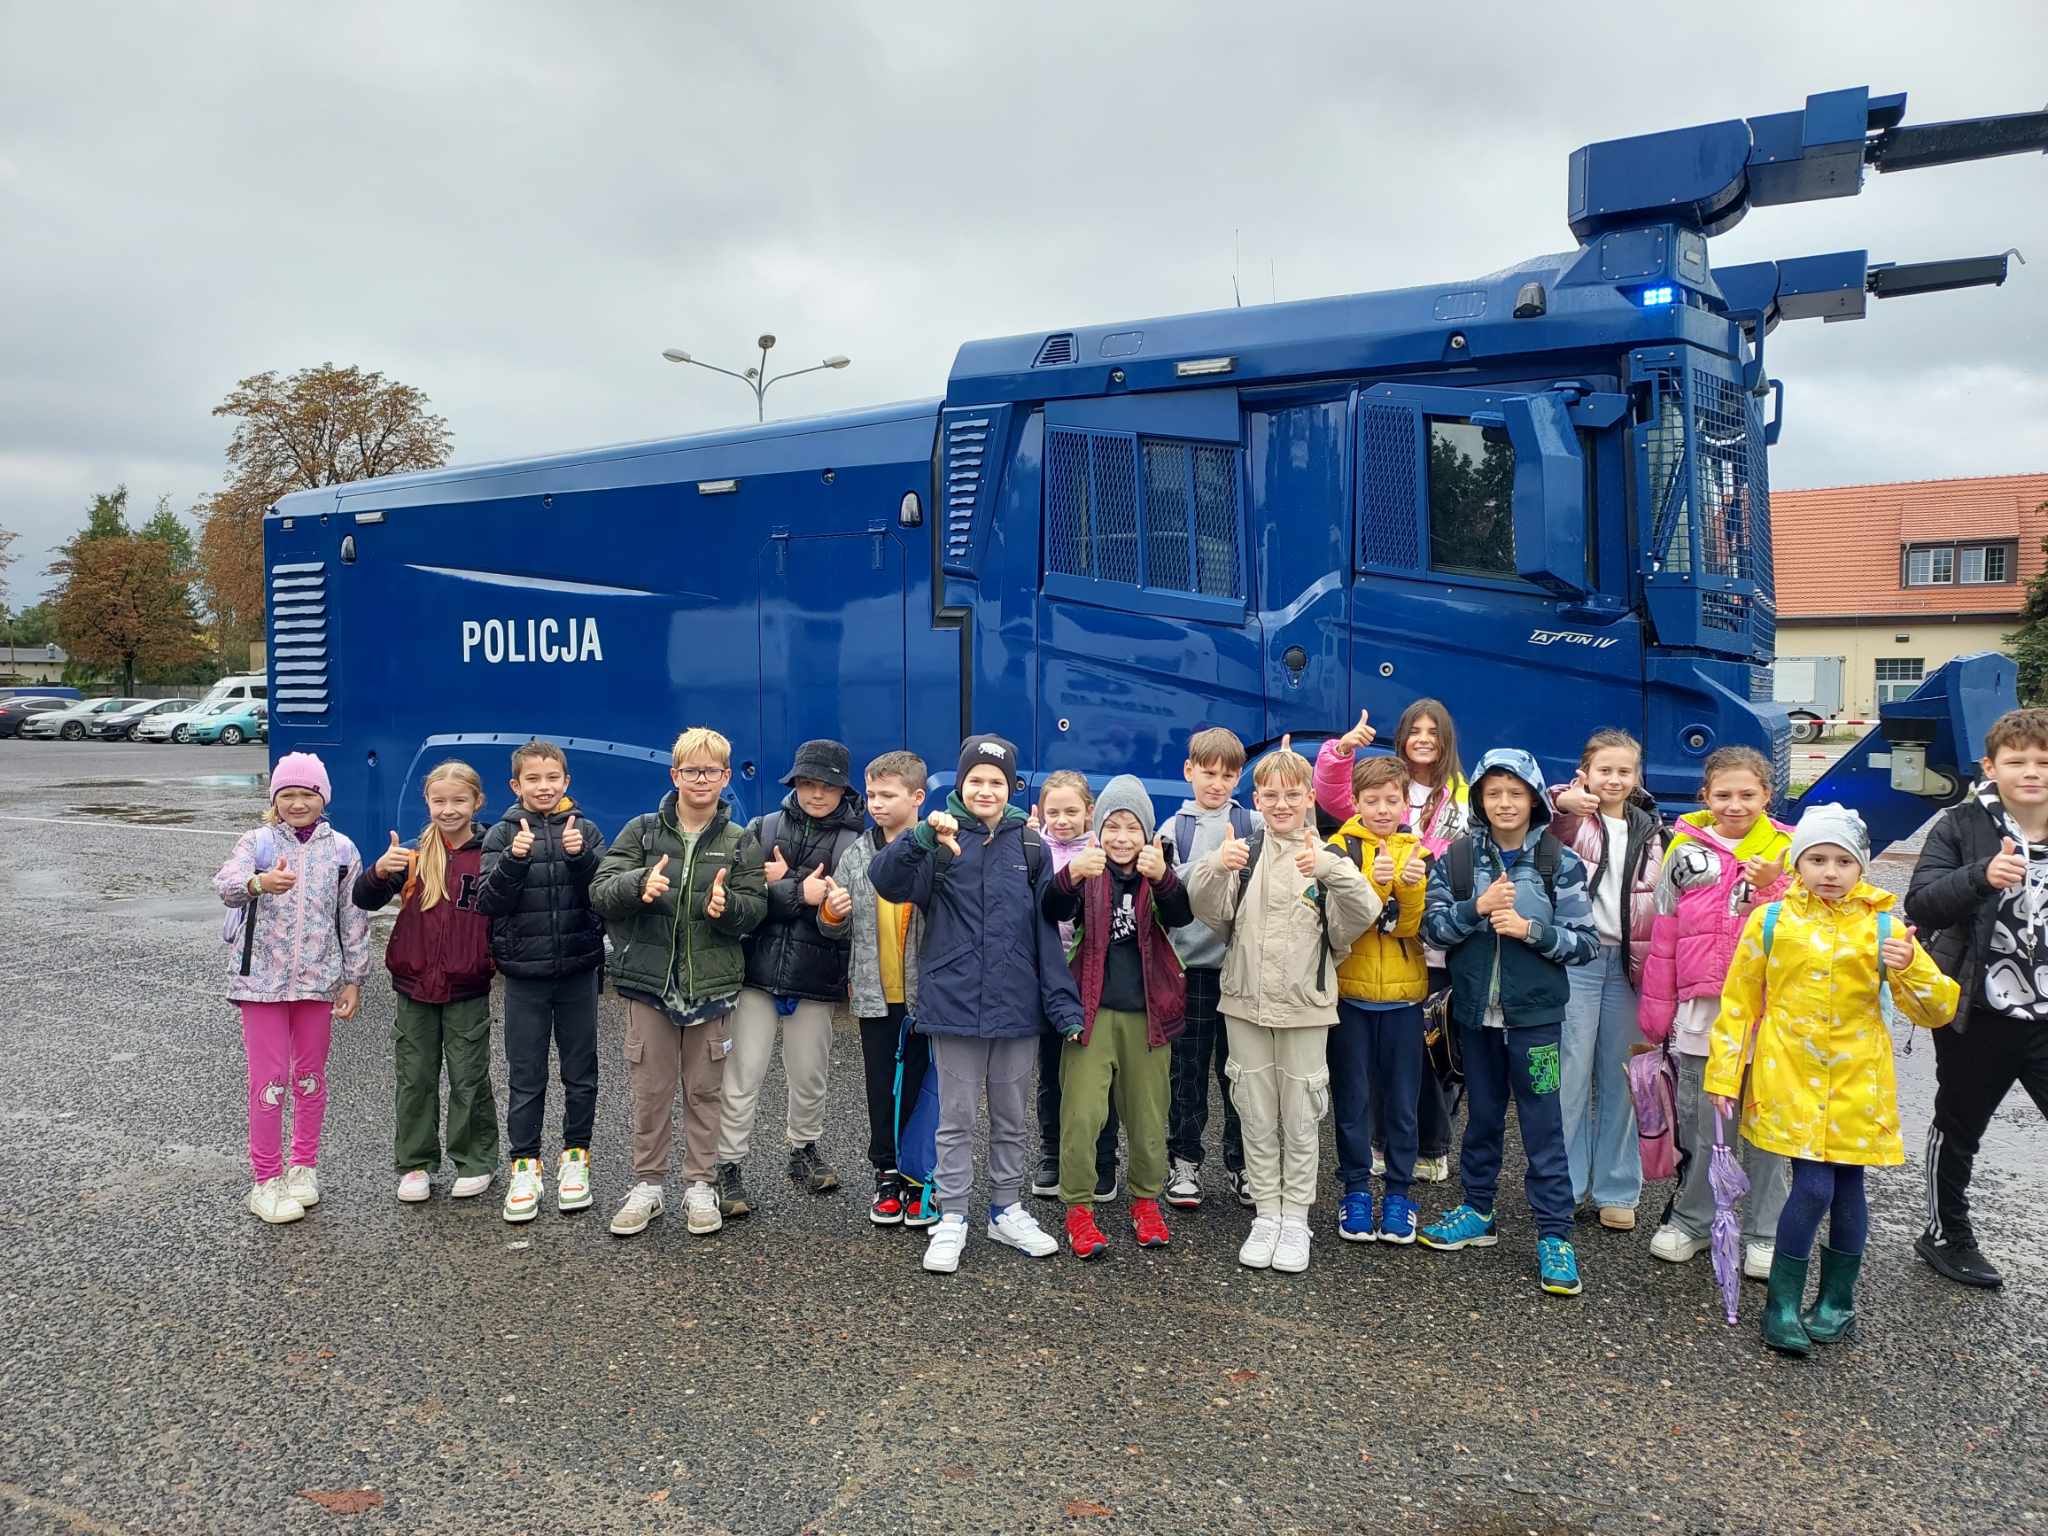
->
xmin=1591 ymin=813 xmax=1629 ymax=946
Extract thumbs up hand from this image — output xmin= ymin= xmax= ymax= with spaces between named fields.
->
xmin=1027 ymin=804 xmax=1043 ymax=832
xmin=706 ymin=864 xmax=729 ymax=919
xmin=510 ymin=817 xmax=535 ymax=859
xmin=1071 ymin=834 xmax=1108 ymax=881
xmin=927 ymin=810 xmax=961 ymax=858
xmin=376 ymin=830 xmax=414 ymax=879
xmin=562 ymin=815 xmax=584 ymax=857
xmin=1399 ymin=849 xmax=1427 ymax=888
xmin=1742 ymin=851 xmax=1786 ymax=891
xmin=641 ymin=853 xmax=671 ymax=904
xmin=802 ymin=863 xmax=831 ymax=907
xmin=764 ymin=844 xmax=789 ymax=883
xmin=1474 ymin=872 xmax=1515 ymax=916
xmin=822 ymin=874 xmax=851 ymax=922
xmin=1372 ymin=843 xmax=1395 ymax=886
xmin=1218 ymin=821 xmax=1251 ymax=873
xmin=1294 ymin=838 xmax=1322 ymax=878
xmin=258 ymin=855 xmax=298 ymax=896
xmin=1338 ymin=708 xmax=1376 ymax=755
xmin=1556 ymin=774 xmax=1600 ymax=818
xmin=1135 ymin=834 xmax=1168 ymax=882
xmin=1988 ymin=835 xmax=2027 ymax=890
xmin=1880 ymin=928 xmax=1914 ymax=971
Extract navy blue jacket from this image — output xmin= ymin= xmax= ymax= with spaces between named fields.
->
xmin=869 ymin=797 xmax=1083 ymax=1040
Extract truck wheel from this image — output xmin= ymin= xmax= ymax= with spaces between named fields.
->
xmin=1789 ymin=713 xmax=1820 ymax=744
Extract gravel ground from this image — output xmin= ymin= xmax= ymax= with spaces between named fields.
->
xmin=0 ymin=742 xmax=2042 ymax=1536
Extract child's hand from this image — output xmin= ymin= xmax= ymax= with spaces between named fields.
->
xmin=510 ymin=818 xmax=535 ymax=859
xmin=822 ymin=875 xmax=851 ymax=922
xmin=1473 ymin=872 xmax=1514 ymax=915
xmin=1987 ymin=837 xmax=2026 ymax=890
xmin=1709 ymin=1094 xmax=1739 ymax=1119
xmin=1489 ymin=906 xmax=1532 ymax=940
xmin=1372 ymin=844 xmax=1395 ymax=885
xmin=1881 ymin=930 xmax=1914 ymax=971
xmin=257 ymin=857 xmax=297 ymax=896
xmin=1027 ymin=805 xmax=1042 ymax=831
xmin=1070 ymin=836 xmax=1108 ymax=881
xmin=764 ymin=844 xmax=789 ymax=883
xmin=705 ymin=865 xmax=728 ymax=919
xmin=1135 ymin=835 xmax=1168 ymax=882
xmin=1217 ymin=821 xmax=1251 ymax=872
xmin=375 ymin=832 xmax=414 ymax=879
xmin=1556 ymin=775 xmax=1599 ymax=818
xmin=334 ymin=982 xmax=360 ymax=1021
xmin=1398 ymin=852 xmax=1426 ymax=888
xmin=641 ymin=854 xmax=672 ymax=904
xmin=801 ymin=863 xmax=830 ymax=907
xmin=562 ymin=816 xmax=584 ymax=857
xmin=1335 ymin=707 xmax=1375 ymax=756
xmin=1293 ymin=841 xmax=1321 ymax=878
xmin=927 ymin=811 xmax=961 ymax=857
xmin=1742 ymin=852 xmax=1784 ymax=890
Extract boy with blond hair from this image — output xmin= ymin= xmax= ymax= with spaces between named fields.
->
xmin=1187 ymin=744 xmax=1379 ymax=1275
xmin=591 ymin=727 xmax=768 ymax=1238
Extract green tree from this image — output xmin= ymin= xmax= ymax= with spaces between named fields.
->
xmin=2004 ymin=521 xmax=2048 ymax=706
xmin=0 ymin=522 xmax=15 ymax=607
xmin=139 ymin=495 xmax=196 ymax=573
xmin=2 ymin=601 xmax=58 ymax=647
xmin=83 ymin=486 xmax=131 ymax=541
xmin=47 ymin=528 xmax=203 ymax=695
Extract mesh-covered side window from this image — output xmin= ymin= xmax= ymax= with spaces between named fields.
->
xmin=1045 ymin=427 xmax=1243 ymax=602
xmin=1358 ymin=403 xmax=1421 ymax=568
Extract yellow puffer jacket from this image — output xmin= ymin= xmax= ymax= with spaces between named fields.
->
xmin=1328 ymin=819 xmax=1428 ymax=1004
xmin=1705 ymin=881 xmax=1958 ymax=1166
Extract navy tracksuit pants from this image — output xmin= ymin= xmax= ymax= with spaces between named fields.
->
xmin=1330 ymin=1000 xmax=1425 ymax=1198
xmin=1456 ymin=1019 xmax=1573 ymax=1240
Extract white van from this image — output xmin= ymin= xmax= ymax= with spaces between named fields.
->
xmin=137 ymin=674 xmax=269 ymax=743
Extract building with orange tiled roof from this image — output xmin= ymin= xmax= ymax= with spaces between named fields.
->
xmin=1772 ymin=471 xmax=2048 ymax=719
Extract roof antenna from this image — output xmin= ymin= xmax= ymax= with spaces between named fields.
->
xmin=1233 ymin=229 xmax=1242 ymax=308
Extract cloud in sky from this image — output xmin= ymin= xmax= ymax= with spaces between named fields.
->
xmin=2 ymin=1 xmax=2044 ymax=601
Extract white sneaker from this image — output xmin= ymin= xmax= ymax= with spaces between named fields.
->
xmin=247 ymin=1177 xmax=305 ymax=1225
xmin=1238 ymin=1214 xmax=1281 ymax=1269
xmin=1649 ymin=1224 xmax=1708 ymax=1263
xmin=1164 ymin=1157 xmax=1202 ymax=1210
xmin=923 ymin=1212 xmax=968 ymax=1273
xmin=1417 ymin=1154 xmax=1451 ymax=1184
xmin=284 ymin=1164 xmax=319 ymax=1208
xmin=1371 ymin=1149 xmax=1387 ymax=1178
xmin=1273 ymin=1218 xmax=1313 ymax=1274
xmin=683 ymin=1180 xmax=723 ymax=1235
xmin=503 ymin=1158 xmax=544 ymax=1223
xmin=450 ymin=1172 xmax=492 ymax=1199
xmin=610 ymin=1182 xmax=664 ymax=1237
xmin=557 ymin=1149 xmax=592 ymax=1212
xmin=397 ymin=1169 xmax=432 ymax=1203
xmin=987 ymin=1202 xmax=1059 ymax=1257
xmin=1743 ymin=1241 xmax=1775 ymax=1281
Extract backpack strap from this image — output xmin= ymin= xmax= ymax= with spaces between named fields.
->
xmin=1235 ymin=830 xmax=1266 ymax=905
xmin=1170 ymin=810 xmax=1198 ymax=866
xmin=1229 ymin=804 xmax=1256 ymax=841
xmin=1534 ymin=831 xmax=1562 ymax=906
xmin=1761 ymin=900 xmax=1782 ymax=956
xmin=1447 ymin=836 xmax=1476 ymax=902
xmin=1021 ymin=824 xmax=1047 ymax=885
xmin=1876 ymin=910 xmax=1892 ymax=985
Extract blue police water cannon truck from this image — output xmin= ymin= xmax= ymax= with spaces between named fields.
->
xmin=265 ymin=87 xmax=2045 ymax=855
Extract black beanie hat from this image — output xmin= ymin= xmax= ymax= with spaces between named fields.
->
xmin=956 ymin=733 xmax=1020 ymax=791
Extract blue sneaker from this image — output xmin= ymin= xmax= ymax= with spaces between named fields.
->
xmin=1538 ymin=1236 xmax=1583 ymax=1296
xmin=1338 ymin=1190 xmax=1376 ymax=1242
xmin=1378 ymin=1193 xmax=1419 ymax=1245
xmin=1418 ymin=1203 xmax=1497 ymax=1250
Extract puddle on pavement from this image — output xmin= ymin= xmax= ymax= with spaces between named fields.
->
xmin=72 ymin=803 xmax=197 ymax=825
xmin=50 ymin=773 xmax=264 ymax=791
xmin=103 ymin=893 xmax=222 ymax=923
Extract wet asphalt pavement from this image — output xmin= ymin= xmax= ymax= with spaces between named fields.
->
xmin=1 ymin=743 xmax=2043 ymax=1536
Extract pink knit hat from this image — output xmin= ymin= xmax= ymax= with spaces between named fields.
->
xmin=270 ymin=751 xmax=332 ymax=804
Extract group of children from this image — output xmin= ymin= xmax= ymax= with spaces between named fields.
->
xmin=217 ymin=700 xmax=2048 ymax=1350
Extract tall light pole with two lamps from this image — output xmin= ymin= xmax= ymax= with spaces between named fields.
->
xmin=661 ymin=335 xmax=850 ymax=423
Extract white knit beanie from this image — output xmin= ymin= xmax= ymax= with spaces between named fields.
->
xmin=1788 ymin=802 xmax=1870 ymax=874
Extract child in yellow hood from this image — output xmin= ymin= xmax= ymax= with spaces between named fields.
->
xmin=1708 ymin=803 xmax=1959 ymax=1356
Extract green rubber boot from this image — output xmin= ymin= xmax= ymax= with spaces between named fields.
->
xmin=1761 ymin=1250 xmax=1812 ymax=1356
xmin=1802 ymin=1243 xmax=1862 ymax=1344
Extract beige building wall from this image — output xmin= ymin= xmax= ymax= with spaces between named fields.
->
xmin=1776 ymin=620 xmax=2011 ymax=718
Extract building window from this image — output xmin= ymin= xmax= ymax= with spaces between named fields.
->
xmin=1904 ymin=547 xmax=1953 ymax=585
xmin=1875 ymin=656 xmax=1925 ymax=705
xmin=1960 ymin=544 xmax=2010 ymax=584
xmin=1905 ymin=541 xmax=2014 ymax=586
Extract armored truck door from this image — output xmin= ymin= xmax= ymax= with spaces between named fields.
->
xmin=1244 ymin=393 xmax=1354 ymax=744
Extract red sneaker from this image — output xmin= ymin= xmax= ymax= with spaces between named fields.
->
xmin=902 ymin=1184 xmax=939 ymax=1228
xmin=1132 ymin=1198 xmax=1171 ymax=1248
xmin=1066 ymin=1204 xmax=1109 ymax=1260
xmin=869 ymin=1171 xmax=905 ymax=1226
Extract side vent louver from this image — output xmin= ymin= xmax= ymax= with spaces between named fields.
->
xmin=939 ymin=404 xmax=1011 ymax=578
xmin=268 ymin=560 xmax=330 ymax=717
xmin=1033 ymin=333 xmax=1076 ymax=367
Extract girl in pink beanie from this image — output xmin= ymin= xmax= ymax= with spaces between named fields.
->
xmin=213 ymin=752 xmax=371 ymax=1224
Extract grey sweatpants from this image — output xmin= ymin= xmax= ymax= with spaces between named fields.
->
xmin=1670 ymin=1050 xmax=1789 ymax=1243
xmin=931 ymin=1033 xmax=1036 ymax=1217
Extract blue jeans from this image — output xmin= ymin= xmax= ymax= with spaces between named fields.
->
xmin=1458 ymin=1020 xmax=1574 ymax=1240
xmin=1331 ymin=1001 xmax=1425 ymax=1197
xmin=1561 ymin=944 xmax=1643 ymax=1209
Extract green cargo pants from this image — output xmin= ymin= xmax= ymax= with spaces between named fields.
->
xmin=1058 ymin=1008 xmax=1169 ymax=1205
xmin=393 ymin=993 xmax=500 ymax=1176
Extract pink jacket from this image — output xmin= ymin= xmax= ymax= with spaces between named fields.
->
xmin=215 ymin=821 xmax=372 ymax=1004
xmin=1546 ymin=789 xmax=1665 ymax=988
xmin=1637 ymin=818 xmax=1792 ymax=1044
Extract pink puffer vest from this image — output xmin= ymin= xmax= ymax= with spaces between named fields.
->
xmin=1637 ymin=819 xmax=1791 ymax=1044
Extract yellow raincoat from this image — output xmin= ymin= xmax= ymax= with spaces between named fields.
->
xmin=1706 ymin=881 xmax=1958 ymax=1166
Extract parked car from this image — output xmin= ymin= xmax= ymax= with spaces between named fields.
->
xmin=190 ymin=701 xmax=266 ymax=746
xmin=137 ymin=675 xmax=268 ymax=743
xmin=0 ymin=696 xmax=71 ymax=739
xmin=86 ymin=698 xmax=192 ymax=741
xmin=19 ymin=697 xmax=149 ymax=741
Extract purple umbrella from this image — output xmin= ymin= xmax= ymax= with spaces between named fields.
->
xmin=1708 ymin=1105 xmax=1749 ymax=1326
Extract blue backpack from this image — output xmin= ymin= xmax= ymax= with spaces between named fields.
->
xmin=1759 ymin=902 xmax=1902 ymax=1032
xmin=892 ymin=1013 xmax=941 ymax=1194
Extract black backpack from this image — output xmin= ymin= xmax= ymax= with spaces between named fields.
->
xmin=1443 ymin=830 xmax=1562 ymax=907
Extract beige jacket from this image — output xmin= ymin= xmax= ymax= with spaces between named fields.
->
xmin=1187 ymin=826 xmax=1381 ymax=1030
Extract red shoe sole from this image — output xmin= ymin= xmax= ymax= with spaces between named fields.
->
xmin=1134 ymin=1232 xmax=1170 ymax=1247
xmin=1071 ymin=1239 xmax=1107 ymax=1259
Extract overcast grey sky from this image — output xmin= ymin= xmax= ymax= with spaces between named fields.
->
xmin=2 ymin=1 xmax=2044 ymax=604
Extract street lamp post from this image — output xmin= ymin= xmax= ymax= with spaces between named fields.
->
xmin=662 ymin=335 xmax=851 ymax=423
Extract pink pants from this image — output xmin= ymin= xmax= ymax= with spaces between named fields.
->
xmin=239 ymin=1000 xmax=334 ymax=1181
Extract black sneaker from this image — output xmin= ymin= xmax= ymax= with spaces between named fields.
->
xmin=1030 ymin=1155 xmax=1061 ymax=1198
xmin=1095 ymin=1164 xmax=1119 ymax=1203
xmin=1916 ymin=1231 xmax=2003 ymax=1289
xmin=789 ymin=1142 xmax=840 ymax=1194
xmin=1227 ymin=1168 xmax=1254 ymax=1208
xmin=715 ymin=1160 xmax=753 ymax=1218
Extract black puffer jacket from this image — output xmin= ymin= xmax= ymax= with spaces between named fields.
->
xmin=475 ymin=800 xmax=607 ymax=980
xmin=742 ymin=790 xmax=867 ymax=1000
xmin=1905 ymin=793 xmax=2006 ymax=1032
